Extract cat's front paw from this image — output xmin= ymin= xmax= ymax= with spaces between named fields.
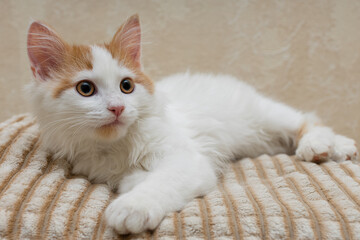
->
xmin=105 ymin=193 xmax=165 ymax=234
xmin=333 ymin=135 xmax=358 ymax=162
xmin=296 ymin=127 xmax=358 ymax=162
xmin=296 ymin=127 xmax=335 ymax=162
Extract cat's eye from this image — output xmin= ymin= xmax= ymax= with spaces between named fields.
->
xmin=120 ymin=78 xmax=135 ymax=94
xmin=76 ymin=80 xmax=95 ymax=97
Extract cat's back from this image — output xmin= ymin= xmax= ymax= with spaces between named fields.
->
xmin=155 ymin=72 xmax=270 ymax=160
xmin=156 ymin=72 xmax=260 ymax=113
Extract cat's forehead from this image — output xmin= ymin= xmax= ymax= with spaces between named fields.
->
xmin=52 ymin=45 xmax=134 ymax=98
xmin=86 ymin=46 xmax=135 ymax=79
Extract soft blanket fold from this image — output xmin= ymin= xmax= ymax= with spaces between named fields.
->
xmin=0 ymin=114 xmax=359 ymax=239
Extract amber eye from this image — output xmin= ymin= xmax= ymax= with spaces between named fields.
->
xmin=76 ymin=80 xmax=95 ymax=97
xmin=120 ymin=78 xmax=135 ymax=94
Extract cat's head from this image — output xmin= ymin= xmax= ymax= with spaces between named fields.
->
xmin=27 ymin=15 xmax=154 ymax=143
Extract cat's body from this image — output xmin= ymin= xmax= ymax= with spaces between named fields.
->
xmin=26 ymin=15 xmax=358 ymax=234
xmin=48 ymin=72 xmax=299 ymax=189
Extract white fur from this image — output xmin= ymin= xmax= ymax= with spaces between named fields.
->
xmin=28 ymin=46 xmax=358 ymax=234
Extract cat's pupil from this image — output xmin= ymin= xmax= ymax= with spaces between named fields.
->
xmin=122 ymin=80 xmax=131 ymax=90
xmin=81 ymin=82 xmax=91 ymax=93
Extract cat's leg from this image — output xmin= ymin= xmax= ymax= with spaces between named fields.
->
xmin=105 ymin=152 xmax=217 ymax=234
xmin=253 ymin=97 xmax=358 ymax=162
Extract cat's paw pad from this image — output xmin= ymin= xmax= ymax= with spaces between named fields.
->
xmin=333 ymin=135 xmax=358 ymax=162
xmin=105 ymin=194 xmax=164 ymax=234
xmin=296 ymin=131 xmax=335 ymax=162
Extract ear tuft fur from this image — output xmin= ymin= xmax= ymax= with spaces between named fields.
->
xmin=110 ymin=14 xmax=142 ymax=68
xmin=27 ymin=21 xmax=66 ymax=80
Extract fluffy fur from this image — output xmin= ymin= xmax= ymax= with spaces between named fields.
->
xmin=26 ymin=15 xmax=358 ymax=234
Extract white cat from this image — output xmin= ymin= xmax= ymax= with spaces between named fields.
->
xmin=26 ymin=15 xmax=358 ymax=234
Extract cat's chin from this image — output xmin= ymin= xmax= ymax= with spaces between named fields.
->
xmin=94 ymin=123 xmax=128 ymax=141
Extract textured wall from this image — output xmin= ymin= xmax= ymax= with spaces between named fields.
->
xmin=1 ymin=0 xmax=359 ymax=143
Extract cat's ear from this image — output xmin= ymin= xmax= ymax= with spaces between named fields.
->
xmin=27 ymin=21 xmax=66 ymax=80
xmin=111 ymin=14 xmax=141 ymax=68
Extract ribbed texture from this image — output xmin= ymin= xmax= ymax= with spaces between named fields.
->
xmin=0 ymin=114 xmax=359 ymax=239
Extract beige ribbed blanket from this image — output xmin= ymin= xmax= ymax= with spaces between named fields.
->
xmin=0 ymin=114 xmax=360 ymax=239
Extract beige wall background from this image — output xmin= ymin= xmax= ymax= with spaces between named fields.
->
xmin=1 ymin=0 xmax=360 ymax=143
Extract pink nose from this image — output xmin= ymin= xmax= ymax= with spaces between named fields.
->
xmin=107 ymin=106 xmax=125 ymax=117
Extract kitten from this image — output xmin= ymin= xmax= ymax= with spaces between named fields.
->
xmin=26 ymin=15 xmax=358 ymax=234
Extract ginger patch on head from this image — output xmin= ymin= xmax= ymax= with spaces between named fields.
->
xmin=69 ymin=45 xmax=93 ymax=71
xmin=51 ymin=45 xmax=93 ymax=98
xmin=53 ymin=79 xmax=74 ymax=98
xmin=132 ymin=71 xmax=154 ymax=94
xmin=99 ymin=44 xmax=154 ymax=94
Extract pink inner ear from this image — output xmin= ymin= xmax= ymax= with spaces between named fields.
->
xmin=27 ymin=21 xmax=65 ymax=80
xmin=112 ymin=15 xmax=142 ymax=68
